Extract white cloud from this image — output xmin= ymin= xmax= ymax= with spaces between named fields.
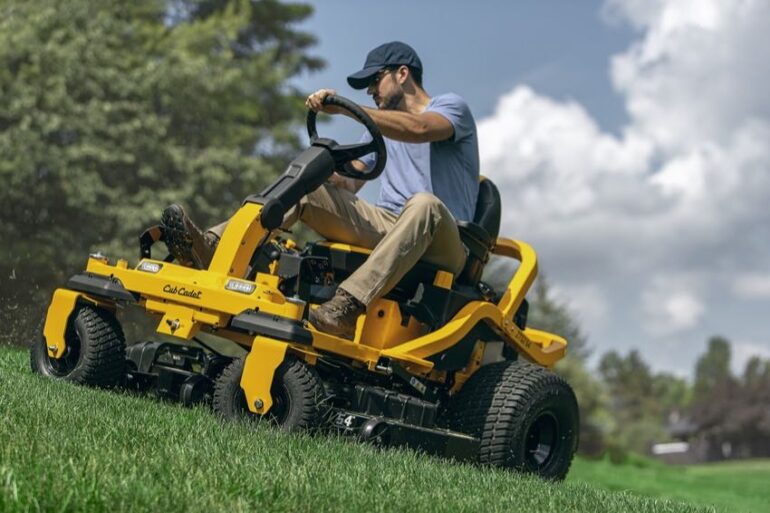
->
xmin=640 ymin=277 xmax=705 ymax=335
xmin=551 ymin=283 xmax=610 ymax=332
xmin=478 ymin=0 xmax=770 ymax=354
xmin=733 ymin=273 xmax=770 ymax=300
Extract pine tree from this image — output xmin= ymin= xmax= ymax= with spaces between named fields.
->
xmin=0 ymin=0 xmax=322 ymax=342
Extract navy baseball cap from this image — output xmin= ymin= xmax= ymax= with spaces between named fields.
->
xmin=347 ymin=41 xmax=423 ymax=90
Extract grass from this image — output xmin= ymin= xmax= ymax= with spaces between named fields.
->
xmin=569 ymin=456 xmax=770 ymax=513
xmin=0 ymin=346 xmax=721 ymax=513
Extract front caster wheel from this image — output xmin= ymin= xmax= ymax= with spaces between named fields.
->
xmin=30 ymin=304 xmax=126 ymax=388
xmin=212 ymin=356 xmax=326 ymax=432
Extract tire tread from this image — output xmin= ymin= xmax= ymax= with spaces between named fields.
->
xmin=30 ymin=304 xmax=126 ymax=388
xmin=448 ymin=359 xmax=578 ymax=480
xmin=212 ymin=356 xmax=326 ymax=432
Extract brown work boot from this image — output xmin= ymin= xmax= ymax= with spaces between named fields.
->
xmin=161 ymin=204 xmax=217 ymax=269
xmin=309 ymin=288 xmax=365 ymax=340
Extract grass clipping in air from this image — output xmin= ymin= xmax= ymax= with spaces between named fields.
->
xmin=0 ymin=347 xmax=712 ymax=513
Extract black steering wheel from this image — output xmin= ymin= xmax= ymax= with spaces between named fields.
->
xmin=306 ymin=95 xmax=387 ymax=181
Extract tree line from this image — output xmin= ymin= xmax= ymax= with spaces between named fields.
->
xmin=0 ymin=0 xmax=322 ymax=342
xmin=525 ymin=276 xmax=770 ymax=462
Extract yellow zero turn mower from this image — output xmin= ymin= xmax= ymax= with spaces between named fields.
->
xmin=31 ymin=96 xmax=579 ymax=480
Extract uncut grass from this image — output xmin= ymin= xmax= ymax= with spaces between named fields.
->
xmin=0 ymin=347 xmax=711 ymax=513
xmin=569 ymin=456 xmax=770 ymax=513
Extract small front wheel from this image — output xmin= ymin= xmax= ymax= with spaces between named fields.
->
xmin=212 ymin=356 xmax=326 ymax=432
xmin=30 ymin=304 xmax=126 ymax=388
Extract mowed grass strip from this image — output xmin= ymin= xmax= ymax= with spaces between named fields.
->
xmin=0 ymin=347 xmax=712 ymax=513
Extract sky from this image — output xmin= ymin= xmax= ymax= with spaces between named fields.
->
xmin=294 ymin=0 xmax=770 ymax=378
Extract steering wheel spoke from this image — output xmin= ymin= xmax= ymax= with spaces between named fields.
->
xmin=330 ymin=141 xmax=378 ymax=166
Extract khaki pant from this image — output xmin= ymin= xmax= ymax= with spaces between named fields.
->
xmin=209 ymin=184 xmax=467 ymax=305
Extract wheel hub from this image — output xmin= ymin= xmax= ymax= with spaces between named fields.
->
xmin=46 ymin=330 xmax=81 ymax=377
xmin=525 ymin=411 xmax=558 ymax=470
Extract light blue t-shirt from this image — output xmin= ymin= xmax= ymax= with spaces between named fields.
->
xmin=359 ymin=93 xmax=480 ymax=222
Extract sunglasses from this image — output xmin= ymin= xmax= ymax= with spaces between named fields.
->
xmin=369 ymin=67 xmax=398 ymax=88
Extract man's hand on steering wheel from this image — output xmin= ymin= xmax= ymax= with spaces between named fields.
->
xmin=327 ymin=171 xmax=364 ymax=193
xmin=306 ymin=89 xmax=344 ymax=115
xmin=305 ymin=94 xmax=387 ymax=181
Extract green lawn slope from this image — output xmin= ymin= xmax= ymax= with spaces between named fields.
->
xmin=1 ymin=346 xmax=717 ymax=513
xmin=569 ymin=454 xmax=770 ymax=513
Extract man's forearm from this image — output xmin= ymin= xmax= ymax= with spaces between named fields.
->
xmin=361 ymin=108 xmax=432 ymax=143
xmin=337 ymin=107 xmax=451 ymax=143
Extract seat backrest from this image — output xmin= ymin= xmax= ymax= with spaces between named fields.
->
xmin=455 ymin=177 xmax=502 ymax=286
xmin=473 ymin=177 xmax=501 ymax=241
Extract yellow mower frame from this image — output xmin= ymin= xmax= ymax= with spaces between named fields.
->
xmin=45 ymin=203 xmax=565 ymax=414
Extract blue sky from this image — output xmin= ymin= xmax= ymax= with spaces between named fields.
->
xmin=294 ymin=0 xmax=770 ymax=378
xmin=297 ymin=0 xmax=632 ymax=134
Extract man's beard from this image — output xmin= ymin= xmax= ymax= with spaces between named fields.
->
xmin=378 ymin=88 xmax=404 ymax=110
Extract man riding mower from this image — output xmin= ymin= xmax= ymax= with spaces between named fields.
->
xmin=30 ymin=42 xmax=579 ymax=480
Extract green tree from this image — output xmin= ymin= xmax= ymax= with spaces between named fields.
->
xmin=693 ymin=336 xmax=734 ymax=403
xmin=689 ymin=338 xmax=770 ymax=458
xmin=598 ymin=350 xmax=690 ymax=455
xmin=739 ymin=356 xmax=770 ymax=456
xmin=742 ymin=356 xmax=770 ymax=391
xmin=652 ymin=372 xmax=692 ymax=416
xmin=0 ymin=0 xmax=321 ymax=342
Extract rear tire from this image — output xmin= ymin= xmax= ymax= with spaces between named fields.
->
xmin=212 ymin=356 xmax=326 ymax=432
xmin=30 ymin=305 xmax=126 ymax=388
xmin=448 ymin=360 xmax=579 ymax=480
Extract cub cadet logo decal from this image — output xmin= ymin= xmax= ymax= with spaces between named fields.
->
xmin=163 ymin=284 xmax=202 ymax=300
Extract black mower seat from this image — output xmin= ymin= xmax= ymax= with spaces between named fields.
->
xmin=456 ymin=176 xmax=502 ymax=286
